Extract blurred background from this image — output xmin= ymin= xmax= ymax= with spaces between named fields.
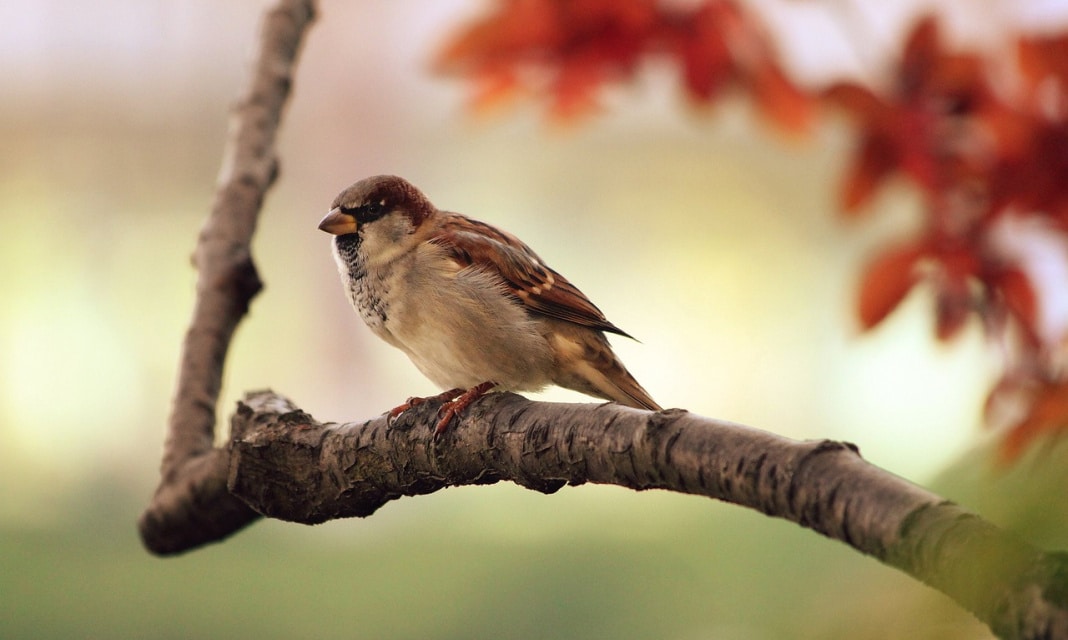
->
xmin=4 ymin=1 xmax=1068 ymax=638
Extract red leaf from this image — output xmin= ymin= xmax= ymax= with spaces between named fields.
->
xmin=841 ymin=135 xmax=898 ymax=215
xmin=934 ymin=275 xmax=972 ymax=341
xmin=549 ymin=55 xmax=605 ymax=121
xmin=992 ymin=267 xmax=1039 ymax=339
xmin=926 ymin=246 xmax=981 ymax=341
xmin=435 ymin=0 xmax=559 ymax=72
xmin=999 ymin=381 xmax=1068 ymax=463
xmin=749 ymin=61 xmax=813 ymax=135
xmin=468 ymin=68 xmax=522 ymax=114
xmin=822 ymin=82 xmax=883 ymax=116
xmin=676 ymin=22 xmax=732 ymax=101
xmin=857 ymin=243 xmax=924 ymax=329
xmin=1018 ymin=34 xmax=1068 ymax=94
xmin=900 ymin=16 xmax=941 ymax=95
xmin=938 ymin=247 xmax=980 ymax=281
xmin=568 ymin=0 xmax=658 ymax=36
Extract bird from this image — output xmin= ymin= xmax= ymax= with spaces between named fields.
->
xmin=318 ymin=175 xmax=661 ymax=434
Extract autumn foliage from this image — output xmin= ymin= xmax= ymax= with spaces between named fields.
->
xmin=435 ymin=0 xmax=811 ymax=130
xmin=437 ymin=0 xmax=1068 ymax=462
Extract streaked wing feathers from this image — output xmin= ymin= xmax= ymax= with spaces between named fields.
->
xmin=430 ymin=213 xmax=632 ymax=338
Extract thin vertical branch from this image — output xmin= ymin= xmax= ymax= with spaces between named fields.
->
xmin=139 ymin=0 xmax=317 ymax=555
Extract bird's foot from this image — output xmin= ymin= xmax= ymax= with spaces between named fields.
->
xmin=387 ymin=388 xmax=465 ymax=425
xmin=433 ymin=381 xmax=497 ymax=436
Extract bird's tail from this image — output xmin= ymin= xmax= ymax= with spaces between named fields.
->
xmin=550 ymin=330 xmax=662 ymax=411
xmin=603 ymin=365 xmax=662 ymax=411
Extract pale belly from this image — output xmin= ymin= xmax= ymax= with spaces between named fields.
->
xmin=354 ymin=258 xmax=555 ymax=392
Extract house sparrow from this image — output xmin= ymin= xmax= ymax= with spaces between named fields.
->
xmin=319 ymin=175 xmax=660 ymax=433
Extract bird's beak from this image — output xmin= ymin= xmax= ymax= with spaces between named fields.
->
xmin=317 ymin=208 xmax=358 ymax=235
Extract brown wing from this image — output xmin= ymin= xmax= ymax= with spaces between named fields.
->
xmin=430 ymin=212 xmax=634 ymax=338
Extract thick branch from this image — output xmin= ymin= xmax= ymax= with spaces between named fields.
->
xmin=225 ymin=390 xmax=1068 ymax=640
xmin=139 ymin=0 xmax=316 ymax=555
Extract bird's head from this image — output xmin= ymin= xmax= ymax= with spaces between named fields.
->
xmin=318 ymin=175 xmax=436 ymax=256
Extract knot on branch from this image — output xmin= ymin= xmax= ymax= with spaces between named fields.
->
xmin=221 ymin=251 xmax=264 ymax=311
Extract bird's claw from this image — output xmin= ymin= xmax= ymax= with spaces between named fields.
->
xmin=386 ymin=388 xmax=466 ymax=429
xmin=432 ymin=402 xmax=463 ymax=437
xmin=431 ymin=381 xmax=497 ymax=437
xmin=385 ymin=383 xmax=496 ymax=436
xmin=385 ymin=396 xmax=424 ymax=427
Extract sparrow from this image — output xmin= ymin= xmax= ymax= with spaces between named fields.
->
xmin=318 ymin=175 xmax=661 ymax=434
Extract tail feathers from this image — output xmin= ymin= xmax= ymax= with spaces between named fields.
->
xmin=606 ymin=368 xmax=662 ymax=412
xmin=549 ymin=330 xmax=661 ymax=411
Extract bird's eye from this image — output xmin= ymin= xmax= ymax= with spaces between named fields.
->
xmin=360 ymin=198 xmax=390 ymax=221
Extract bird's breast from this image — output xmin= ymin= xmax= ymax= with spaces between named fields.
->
xmin=332 ymin=237 xmax=555 ymax=391
xmin=350 ymin=270 xmax=388 ymax=326
xmin=333 ymin=236 xmax=393 ymax=339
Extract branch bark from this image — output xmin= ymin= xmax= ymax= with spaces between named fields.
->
xmin=222 ymin=389 xmax=1068 ymax=640
xmin=138 ymin=0 xmax=316 ymax=554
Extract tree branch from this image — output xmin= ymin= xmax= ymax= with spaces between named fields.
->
xmin=223 ymin=389 xmax=1068 ymax=640
xmin=138 ymin=0 xmax=316 ymax=555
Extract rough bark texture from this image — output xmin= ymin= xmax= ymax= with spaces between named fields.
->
xmin=138 ymin=0 xmax=316 ymax=555
xmin=224 ymin=389 xmax=1068 ymax=640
